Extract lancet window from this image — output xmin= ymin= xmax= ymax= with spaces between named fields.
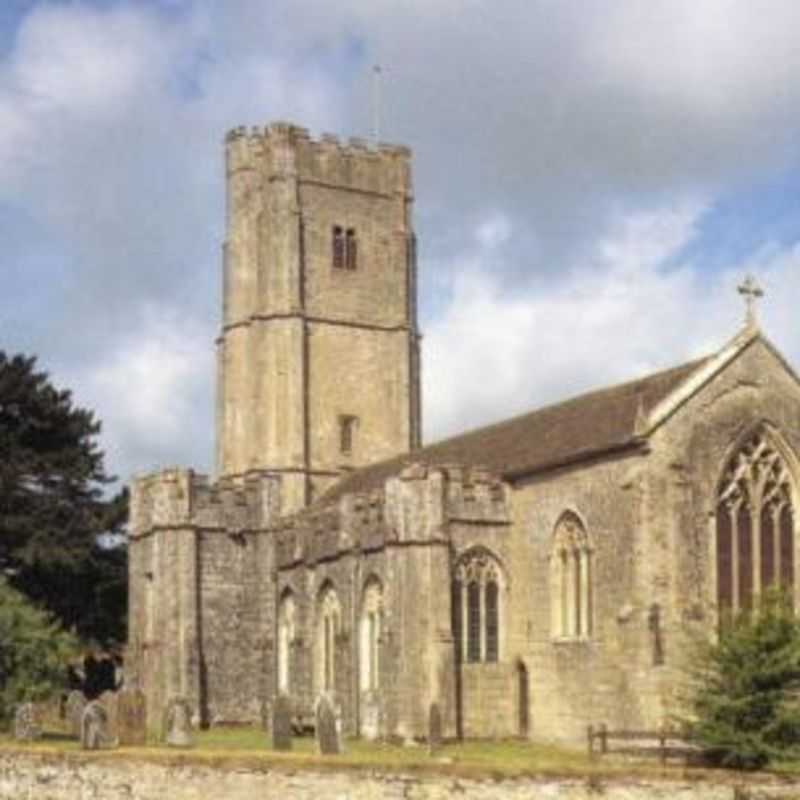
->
xmin=452 ymin=549 xmax=502 ymax=663
xmin=359 ymin=579 xmax=383 ymax=692
xmin=716 ymin=428 xmax=795 ymax=613
xmin=551 ymin=512 xmax=593 ymax=639
xmin=277 ymin=590 xmax=295 ymax=694
xmin=317 ymin=585 xmax=341 ymax=693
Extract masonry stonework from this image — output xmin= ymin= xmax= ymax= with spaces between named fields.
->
xmin=128 ymin=121 xmax=800 ymax=745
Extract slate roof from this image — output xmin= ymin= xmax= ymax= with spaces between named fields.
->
xmin=323 ymin=356 xmax=710 ymax=502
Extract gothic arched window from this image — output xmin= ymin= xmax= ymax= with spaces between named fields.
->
xmin=317 ymin=584 xmax=341 ymax=693
xmin=277 ymin=590 xmax=295 ymax=694
xmin=359 ymin=578 xmax=383 ymax=692
xmin=452 ymin=549 xmax=503 ymax=663
xmin=717 ymin=428 xmax=795 ymax=613
xmin=551 ymin=512 xmax=593 ymax=639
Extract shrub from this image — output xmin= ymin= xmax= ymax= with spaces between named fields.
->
xmin=682 ymin=591 xmax=800 ymax=769
xmin=0 ymin=577 xmax=78 ymax=725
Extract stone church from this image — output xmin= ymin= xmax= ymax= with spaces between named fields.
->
xmin=128 ymin=121 xmax=800 ymax=744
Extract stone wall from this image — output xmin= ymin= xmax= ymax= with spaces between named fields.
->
xmin=0 ymin=752 xmax=798 ymax=800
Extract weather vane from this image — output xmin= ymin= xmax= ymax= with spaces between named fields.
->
xmin=737 ymin=274 xmax=764 ymax=327
xmin=371 ymin=64 xmax=382 ymax=146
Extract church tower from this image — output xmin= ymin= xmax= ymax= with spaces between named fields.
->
xmin=216 ymin=122 xmax=422 ymax=512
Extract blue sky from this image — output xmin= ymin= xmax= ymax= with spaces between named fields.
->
xmin=1 ymin=0 xmax=799 ymax=484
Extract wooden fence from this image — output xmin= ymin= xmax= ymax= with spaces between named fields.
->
xmin=587 ymin=724 xmax=701 ymax=765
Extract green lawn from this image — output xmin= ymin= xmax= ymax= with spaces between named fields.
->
xmin=1 ymin=726 xmax=798 ymax=782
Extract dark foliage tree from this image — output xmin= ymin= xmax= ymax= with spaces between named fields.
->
xmin=0 ymin=352 xmax=127 ymax=644
xmin=683 ymin=591 xmax=800 ymax=769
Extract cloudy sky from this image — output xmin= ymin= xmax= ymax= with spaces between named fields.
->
xmin=2 ymin=0 xmax=800 ymax=485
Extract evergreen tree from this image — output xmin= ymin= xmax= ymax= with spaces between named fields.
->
xmin=683 ymin=591 xmax=800 ymax=769
xmin=0 ymin=577 xmax=78 ymax=724
xmin=0 ymin=352 xmax=127 ymax=643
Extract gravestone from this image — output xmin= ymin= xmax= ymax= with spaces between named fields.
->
xmin=98 ymin=690 xmax=120 ymax=746
xmin=428 ymin=702 xmax=442 ymax=754
xmin=65 ymin=690 xmax=87 ymax=738
xmin=164 ymin=697 xmax=193 ymax=748
xmin=269 ymin=694 xmax=293 ymax=751
xmin=117 ymin=689 xmax=147 ymax=746
xmin=315 ymin=695 xmax=341 ymax=755
xmin=259 ymin=696 xmax=271 ymax=733
xmin=13 ymin=702 xmax=42 ymax=742
xmin=361 ymin=692 xmax=384 ymax=742
xmin=81 ymin=701 xmax=111 ymax=750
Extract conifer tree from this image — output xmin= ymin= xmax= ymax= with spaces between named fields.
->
xmin=0 ymin=352 xmax=127 ymax=643
xmin=684 ymin=591 xmax=800 ymax=769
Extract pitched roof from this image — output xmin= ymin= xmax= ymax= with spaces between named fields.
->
xmin=324 ymin=355 xmax=711 ymax=502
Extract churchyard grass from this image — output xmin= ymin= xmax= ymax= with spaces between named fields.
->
xmin=3 ymin=725 xmax=800 ymax=779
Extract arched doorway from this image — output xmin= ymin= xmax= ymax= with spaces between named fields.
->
xmin=516 ymin=660 xmax=529 ymax=737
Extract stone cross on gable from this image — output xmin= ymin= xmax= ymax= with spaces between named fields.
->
xmin=737 ymin=274 xmax=764 ymax=327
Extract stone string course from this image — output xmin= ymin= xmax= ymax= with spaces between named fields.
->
xmin=0 ymin=753 xmax=799 ymax=800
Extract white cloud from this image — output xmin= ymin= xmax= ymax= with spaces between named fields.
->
xmin=423 ymin=200 xmax=799 ymax=443
xmin=2 ymin=0 xmax=800 ymax=483
xmin=64 ymin=305 xmax=215 ymax=481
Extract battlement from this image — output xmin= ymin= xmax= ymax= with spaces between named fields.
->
xmin=386 ymin=463 xmax=510 ymax=536
xmin=130 ymin=468 xmax=281 ymax=537
xmin=225 ymin=120 xmax=412 ymax=197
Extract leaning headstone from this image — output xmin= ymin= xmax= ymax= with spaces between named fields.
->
xmin=65 ymin=690 xmax=87 ymax=738
xmin=98 ymin=690 xmax=120 ymax=746
xmin=117 ymin=689 xmax=146 ymax=746
xmin=428 ymin=702 xmax=442 ymax=754
xmin=164 ymin=697 xmax=193 ymax=748
xmin=269 ymin=694 xmax=293 ymax=751
xmin=361 ymin=692 xmax=384 ymax=742
xmin=13 ymin=702 xmax=42 ymax=742
xmin=81 ymin=701 xmax=111 ymax=750
xmin=315 ymin=695 xmax=341 ymax=755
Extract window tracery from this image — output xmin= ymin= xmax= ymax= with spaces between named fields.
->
xmin=452 ymin=550 xmax=502 ymax=663
xmin=717 ymin=428 xmax=795 ymax=613
xmin=551 ymin=512 xmax=593 ymax=639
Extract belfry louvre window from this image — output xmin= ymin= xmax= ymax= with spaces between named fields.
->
xmin=717 ymin=428 xmax=795 ymax=614
xmin=332 ymin=226 xmax=345 ymax=269
xmin=551 ymin=512 xmax=593 ymax=640
xmin=452 ymin=550 xmax=502 ymax=663
xmin=332 ymin=225 xmax=358 ymax=270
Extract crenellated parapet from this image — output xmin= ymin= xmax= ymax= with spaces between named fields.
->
xmin=272 ymin=462 xmax=511 ymax=568
xmin=225 ymin=121 xmax=412 ymax=198
xmin=440 ymin=464 xmax=510 ymax=523
xmin=130 ymin=468 xmax=281 ymax=538
xmin=384 ymin=462 xmax=510 ymax=541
